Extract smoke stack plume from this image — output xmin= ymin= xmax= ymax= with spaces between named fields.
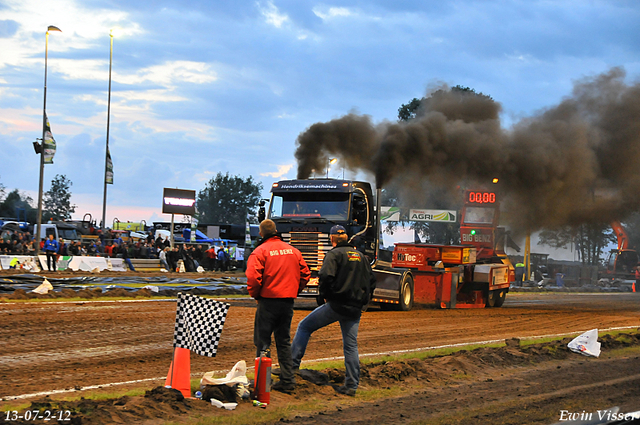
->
xmin=294 ymin=67 xmax=640 ymax=233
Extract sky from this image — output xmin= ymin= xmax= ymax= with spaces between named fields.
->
xmin=1 ymin=0 xmax=639 ymax=234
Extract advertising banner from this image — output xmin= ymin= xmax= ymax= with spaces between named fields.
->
xmin=409 ymin=209 xmax=457 ymax=223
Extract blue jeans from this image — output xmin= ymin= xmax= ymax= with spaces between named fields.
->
xmin=291 ymin=303 xmax=361 ymax=390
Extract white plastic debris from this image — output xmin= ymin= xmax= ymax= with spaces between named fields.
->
xmin=210 ymin=399 xmax=237 ymax=410
xmin=197 ymin=266 xmax=205 ymax=273
xmin=22 ymin=257 xmax=40 ymax=272
xmin=567 ymin=329 xmax=601 ymax=357
xmin=32 ymin=278 xmax=54 ymax=294
xmin=201 ymin=360 xmax=248 ymax=386
xmin=142 ymin=285 xmax=160 ymax=293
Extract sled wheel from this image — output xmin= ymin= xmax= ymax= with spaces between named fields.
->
xmin=397 ymin=274 xmax=414 ymax=311
xmin=486 ymin=290 xmax=498 ymax=308
xmin=494 ymin=290 xmax=506 ymax=307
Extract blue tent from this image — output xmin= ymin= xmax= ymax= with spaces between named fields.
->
xmin=182 ymin=228 xmax=215 ymax=244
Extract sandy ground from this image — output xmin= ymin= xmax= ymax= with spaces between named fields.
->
xmin=1 ymin=270 xmax=640 ymax=424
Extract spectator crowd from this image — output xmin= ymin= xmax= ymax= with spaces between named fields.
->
xmin=1 ymin=228 xmax=233 ymax=272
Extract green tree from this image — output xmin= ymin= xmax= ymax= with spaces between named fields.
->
xmin=618 ymin=213 xmax=640 ymax=251
xmin=196 ymin=172 xmax=263 ymax=224
xmin=397 ymin=97 xmax=422 ymax=121
xmin=398 ymin=85 xmax=493 ymax=122
xmin=44 ymin=174 xmax=76 ymax=220
xmin=0 ymin=189 xmax=36 ymax=221
xmin=0 ymin=178 xmax=5 ymax=203
xmin=538 ymin=224 xmax=613 ymax=265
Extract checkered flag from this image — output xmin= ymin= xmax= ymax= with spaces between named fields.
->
xmin=173 ymin=293 xmax=230 ymax=357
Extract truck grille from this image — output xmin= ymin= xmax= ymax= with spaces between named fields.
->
xmin=281 ymin=232 xmax=332 ymax=271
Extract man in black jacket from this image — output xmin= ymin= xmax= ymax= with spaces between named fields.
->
xmin=291 ymin=225 xmax=376 ymax=396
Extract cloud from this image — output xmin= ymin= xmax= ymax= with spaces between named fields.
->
xmin=312 ymin=6 xmax=355 ymax=21
xmin=257 ymin=1 xmax=289 ymax=28
xmin=0 ymin=105 xmax=42 ymax=134
xmin=51 ymin=59 xmax=217 ymax=87
xmin=76 ymin=90 xmax=188 ymax=108
xmin=119 ymin=61 xmax=218 ymax=86
xmin=0 ymin=0 xmax=143 ymax=71
xmin=0 ymin=20 xmax=19 ymax=38
xmin=260 ymin=164 xmax=293 ymax=178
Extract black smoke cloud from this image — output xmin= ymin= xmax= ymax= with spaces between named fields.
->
xmin=294 ymin=68 xmax=640 ymax=233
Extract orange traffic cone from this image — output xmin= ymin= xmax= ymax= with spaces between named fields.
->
xmin=633 ymin=282 xmax=636 ymax=293
xmin=165 ymin=347 xmax=191 ymax=398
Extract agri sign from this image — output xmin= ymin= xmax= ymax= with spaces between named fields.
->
xmin=409 ymin=209 xmax=457 ymax=223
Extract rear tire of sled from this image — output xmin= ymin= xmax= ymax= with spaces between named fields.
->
xmin=487 ymin=290 xmax=506 ymax=308
xmin=494 ymin=290 xmax=506 ymax=307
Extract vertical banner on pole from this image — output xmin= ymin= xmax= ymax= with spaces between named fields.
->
xmin=191 ymin=216 xmax=198 ymax=242
xmin=43 ymin=113 xmax=56 ymax=164
xmin=105 ymin=148 xmax=113 ymax=184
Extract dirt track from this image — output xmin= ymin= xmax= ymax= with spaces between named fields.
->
xmin=1 ymin=289 xmax=639 ymax=397
xmin=0 ymin=274 xmax=640 ymax=424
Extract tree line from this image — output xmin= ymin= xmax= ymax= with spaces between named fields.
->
xmin=0 ymin=172 xmax=264 ymax=226
xmin=0 ymin=174 xmax=76 ymax=222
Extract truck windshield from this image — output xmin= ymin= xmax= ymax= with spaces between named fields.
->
xmin=270 ymin=193 xmax=350 ymax=220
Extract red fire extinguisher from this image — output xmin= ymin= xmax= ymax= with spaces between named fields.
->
xmin=254 ymin=351 xmax=272 ymax=404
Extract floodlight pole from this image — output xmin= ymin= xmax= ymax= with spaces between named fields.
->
xmin=35 ymin=26 xmax=60 ymax=257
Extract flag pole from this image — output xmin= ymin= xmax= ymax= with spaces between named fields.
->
xmin=101 ymin=29 xmax=114 ymax=235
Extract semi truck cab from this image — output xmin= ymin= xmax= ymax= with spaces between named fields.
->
xmin=267 ymin=179 xmax=382 ymax=297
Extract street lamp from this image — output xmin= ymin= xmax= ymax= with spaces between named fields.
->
xmin=35 ymin=25 xmax=61 ymax=257
xmin=101 ymin=29 xmax=115 ymax=234
xmin=327 ymin=158 xmax=337 ymax=178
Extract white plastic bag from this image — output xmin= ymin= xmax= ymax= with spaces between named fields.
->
xmin=201 ymin=360 xmax=248 ymax=386
xmin=211 ymin=399 xmax=237 ymax=410
xmin=567 ymin=329 xmax=601 ymax=358
xmin=142 ymin=285 xmax=160 ymax=293
xmin=32 ymin=278 xmax=53 ymax=294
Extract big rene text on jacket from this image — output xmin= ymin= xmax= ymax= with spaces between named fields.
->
xmin=270 ymin=249 xmax=294 ymax=256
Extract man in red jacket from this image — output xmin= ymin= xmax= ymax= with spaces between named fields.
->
xmin=246 ymin=219 xmax=310 ymax=393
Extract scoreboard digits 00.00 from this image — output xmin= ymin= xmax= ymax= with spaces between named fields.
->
xmin=466 ymin=191 xmax=496 ymax=204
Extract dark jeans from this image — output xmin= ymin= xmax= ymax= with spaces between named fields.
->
xmin=254 ymin=298 xmax=295 ymax=385
xmin=45 ymin=251 xmax=57 ymax=271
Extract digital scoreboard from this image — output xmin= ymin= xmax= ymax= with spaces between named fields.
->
xmin=465 ymin=190 xmax=497 ymax=204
